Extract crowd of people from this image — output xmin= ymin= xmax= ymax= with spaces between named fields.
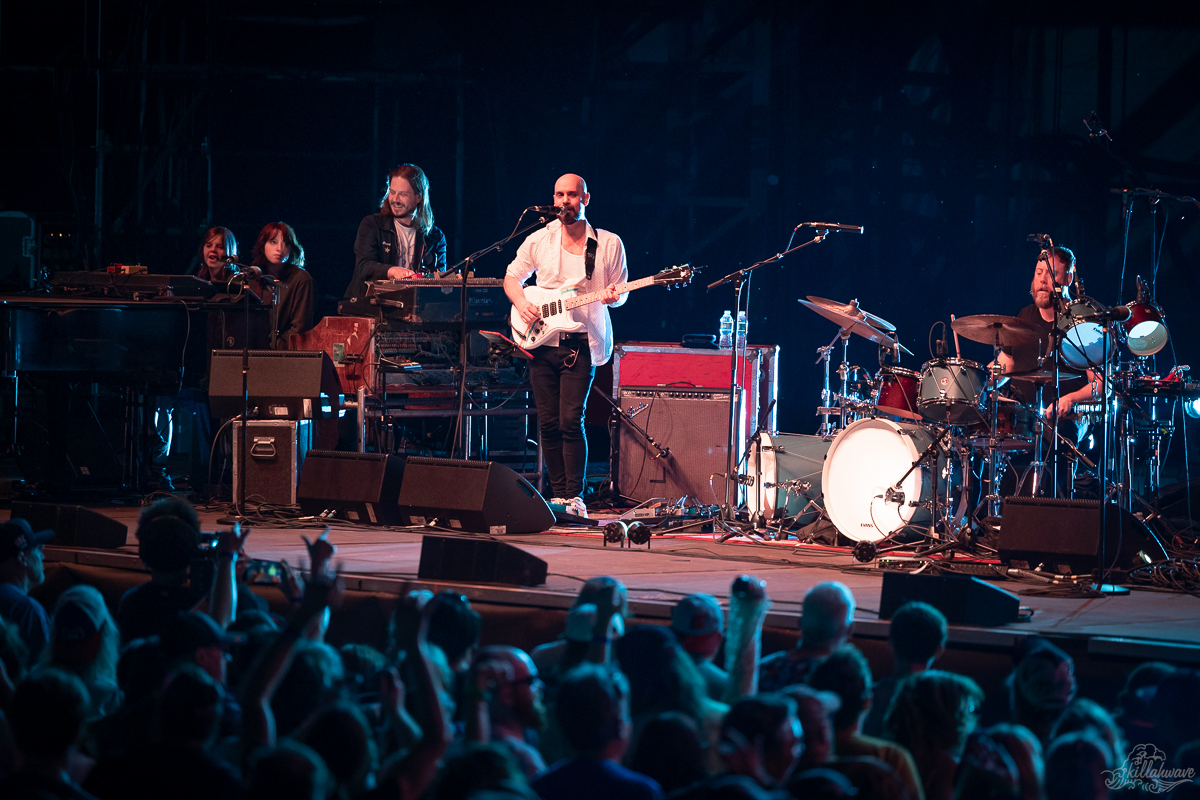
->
xmin=0 ymin=502 xmax=1197 ymax=799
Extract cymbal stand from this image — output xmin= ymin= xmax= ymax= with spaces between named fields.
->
xmin=984 ymin=330 xmax=1006 ymax=518
xmin=1020 ymin=380 xmax=1049 ymax=498
xmin=815 ymin=327 xmax=852 ymax=437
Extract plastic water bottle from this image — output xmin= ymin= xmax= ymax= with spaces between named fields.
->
xmin=718 ymin=310 xmax=734 ymax=349
xmin=735 ymin=310 xmax=748 ymax=351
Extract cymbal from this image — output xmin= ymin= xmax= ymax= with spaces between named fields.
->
xmin=951 ymin=314 xmax=1042 ymax=346
xmin=805 ymin=296 xmax=896 ymax=332
xmin=799 ymin=299 xmax=913 ymax=355
xmin=1005 ymin=367 xmax=1083 ymax=383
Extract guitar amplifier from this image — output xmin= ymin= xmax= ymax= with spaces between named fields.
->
xmin=612 ymin=343 xmax=778 ymax=440
xmin=616 ymin=387 xmax=744 ymax=503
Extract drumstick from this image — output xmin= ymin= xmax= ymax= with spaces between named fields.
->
xmin=949 ymin=315 xmax=962 ymax=358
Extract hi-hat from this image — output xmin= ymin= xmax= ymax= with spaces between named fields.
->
xmin=952 ymin=314 xmax=1042 ymax=347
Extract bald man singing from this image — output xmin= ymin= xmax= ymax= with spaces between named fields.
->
xmin=505 ymin=174 xmax=628 ymax=518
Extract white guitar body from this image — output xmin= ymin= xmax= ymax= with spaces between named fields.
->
xmin=508 ymin=264 xmax=696 ymax=351
xmin=510 ymin=285 xmax=588 ymax=350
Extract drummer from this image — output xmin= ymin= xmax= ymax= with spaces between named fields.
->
xmin=995 ymin=246 xmax=1101 ymax=421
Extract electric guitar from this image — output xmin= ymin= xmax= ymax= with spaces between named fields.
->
xmin=510 ymin=264 xmax=695 ymax=350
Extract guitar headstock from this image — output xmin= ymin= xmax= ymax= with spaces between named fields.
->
xmin=652 ymin=263 xmax=697 ymax=289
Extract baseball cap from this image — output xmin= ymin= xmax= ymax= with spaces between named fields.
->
xmin=671 ymin=593 xmax=725 ymax=637
xmin=0 ymin=518 xmax=54 ymax=563
xmin=53 ymin=585 xmax=108 ymax=643
xmin=161 ymin=611 xmax=245 ymax=658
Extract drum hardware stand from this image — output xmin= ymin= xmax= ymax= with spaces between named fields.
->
xmin=815 ymin=328 xmax=855 ymax=436
xmin=883 ymin=423 xmax=962 ymax=544
xmin=984 ymin=328 xmax=1008 ymax=518
xmin=1093 ymin=314 xmax=1129 ymax=595
xmin=708 ymin=228 xmax=830 ymax=527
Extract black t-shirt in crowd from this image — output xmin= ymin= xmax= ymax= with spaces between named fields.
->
xmin=116 ymin=582 xmax=205 ymax=644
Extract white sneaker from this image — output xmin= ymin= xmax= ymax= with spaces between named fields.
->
xmin=565 ymin=496 xmax=588 ymax=519
xmin=548 ymin=497 xmax=567 ymax=507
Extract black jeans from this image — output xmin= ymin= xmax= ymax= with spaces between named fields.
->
xmin=528 ymin=338 xmax=595 ymax=498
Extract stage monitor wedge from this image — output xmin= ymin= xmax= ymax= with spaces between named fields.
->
xmin=880 ymin=570 xmax=1020 ymax=627
xmin=10 ymin=502 xmax=128 ymax=550
xmin=397 ymin=458 xmax=554 ymax=534
xmin=298 ymin=451 xmax=405 ymax=526
xmin=418 ymin=534 xmax=548 ymax=586
xmin=999 ymin=497 xmax=1168 ymax=576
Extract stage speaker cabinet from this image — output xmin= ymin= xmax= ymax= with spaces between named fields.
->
xmin=10 ymin=501 xmax=128 ymax=549
xmin=880 ymin=570 xmax=1020 ymax=627
xmin=298 ymin=450 xmax=405 ymax=526
xmin=418 ymin=534 xmax=548 ymax=586
xmin=208 ymin=350 xmax=341 ymax=420
xmin=617 ymin=387 xmax=743 ymax=503
xmin=999 ymin=497 xmax=1168 ymax=576
xmin=396 ymin=457 xmax=554 ymax=534
xmin=232 ymin=420 xmax=311 ymax=507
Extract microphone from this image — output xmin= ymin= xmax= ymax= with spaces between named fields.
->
xmin=1027 ymin=233 xmax=1051 ymax=245
xmin=531 ymin=205 xmax=565 ymax=216
xmin=801 ymin=222 xmax=864 ymax=233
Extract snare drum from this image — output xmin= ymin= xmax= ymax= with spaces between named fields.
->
xmin=745 ymin=433 xmax=830 ymax=523
xmin=822 ymin=417 xmax=968 ymax=542
xmin=917 ymin=358 xmax=987 ymax=425
xmin=874 ymin=366 xmax=921 ymax=420
xmin=967 ymin=399 xmax=1036 ymax=451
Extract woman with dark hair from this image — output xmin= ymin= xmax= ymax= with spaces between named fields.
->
xmin=885 ymin=669 xmax=985 ymax=800
xmin=615 ymin=625 xmax=728 ymax=775
xmin=193 ymin=227 xmax=239 ymax=282
xmin=249 ymin=221 xmax=315 ymax=348
xmin=345 ymin=163 xmax=448 ymax=300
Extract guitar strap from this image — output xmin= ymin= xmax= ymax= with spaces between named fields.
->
xmin=585 ymin=237 xmax=597 ymax=280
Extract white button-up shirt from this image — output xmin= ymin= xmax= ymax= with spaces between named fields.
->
xmin=505 ymin=219 xmax=628 ymax=366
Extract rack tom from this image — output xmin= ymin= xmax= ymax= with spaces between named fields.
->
xmin=873 ymin=366 xmax=921 ymax=421
xmin=917 ymin=358 xmax=987 ymax=425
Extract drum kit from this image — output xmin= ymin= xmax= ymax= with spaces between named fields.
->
xmin=744 ymin=287 xmax=1199 ymax=548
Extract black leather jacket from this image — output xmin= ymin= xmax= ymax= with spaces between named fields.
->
xmin=344 ymin=212 xmax=448 ymax=299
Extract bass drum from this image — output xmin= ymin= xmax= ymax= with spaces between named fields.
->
xmin=822 ymin=417 xmax=968 ymax=542
xmin=745 ymin=433 xmax=830 ymax=524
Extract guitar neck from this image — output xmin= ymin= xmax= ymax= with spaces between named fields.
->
xmin=563 ymin=275 xmax=656 ymax=310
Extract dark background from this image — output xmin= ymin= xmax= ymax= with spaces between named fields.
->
xmin=4 ymin=0 xmax=1200 ymax=476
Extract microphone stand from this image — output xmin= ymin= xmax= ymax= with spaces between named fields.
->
xmin=222 ymin=260 xmax=281 ymax=515
xmin=222 ymin=260 xmax=254 ymax=516
xmin=447 ymin=209 xmax=559 ymax=460
xmin=707 ymin=229 xmax=830 ymax=529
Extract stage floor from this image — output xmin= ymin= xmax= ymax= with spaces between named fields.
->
xmin=25 ymin=503 xmax=1200 ymax=666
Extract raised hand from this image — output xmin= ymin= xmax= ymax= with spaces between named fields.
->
xmin=216 ymin=522 xmax=250 ymax=556
xmin=301 ymin=527 xmax=335 ymax=577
